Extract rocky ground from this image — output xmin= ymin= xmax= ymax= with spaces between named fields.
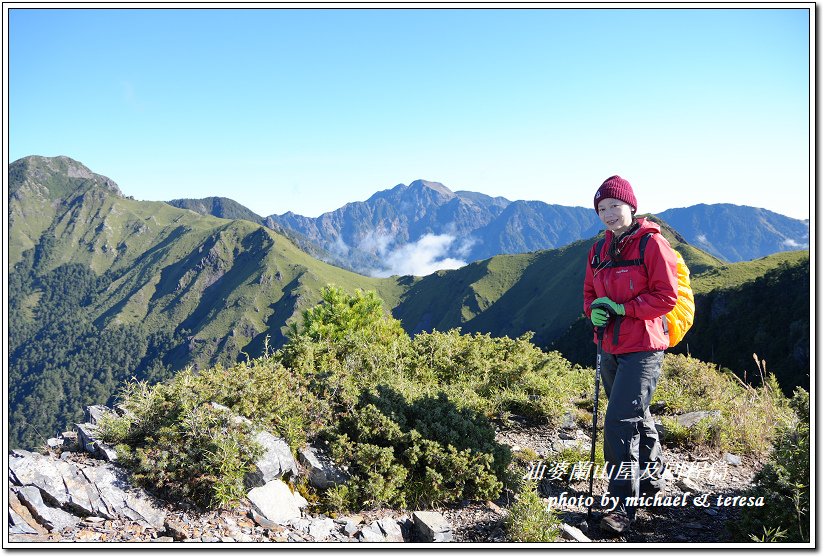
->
xmin=8 ymin=418 xmax=762 ymax=545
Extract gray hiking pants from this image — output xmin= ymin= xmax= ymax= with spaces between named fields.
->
xmin=600 ymin=350 xmax=666 ymax=519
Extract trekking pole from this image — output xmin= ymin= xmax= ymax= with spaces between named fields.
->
xmin=587 ymin=302 xmax=616 ymax=525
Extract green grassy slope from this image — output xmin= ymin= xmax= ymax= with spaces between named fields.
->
xmin=9 ymin=156 xmax=405 ymax=370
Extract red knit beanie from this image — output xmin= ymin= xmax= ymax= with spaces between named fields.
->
xmin=594 ymin=175 xmax=637 ymax=213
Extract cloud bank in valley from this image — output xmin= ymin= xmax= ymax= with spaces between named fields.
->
xmin=369 ymin=233 xmax=470 ymax=277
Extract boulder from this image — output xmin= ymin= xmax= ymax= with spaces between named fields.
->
xmin=675 ymin=410 xmax=721 ymax=429
xmin=9 ymin=450 xmax=74 ymax=507
xmin=245 ymin=431 xmax=298 ymax=488
xmin=75 ymin=423 xmax=118 ymax=462
xmin=247 ymin=480 xmax=305 ymax=524
xmin=357 ymin=522 xmax=386 ymax=542
xmin=412 ymin=511 xmax=453 ymax=542
xmin=80 ymin=463 xmax=167 ymax=528
xmin=8 ymin=489 xmax=48 ymax=535
xmin=85 ymin=405 xmax=111 ymax=425
xmin=377 ymin=517 xmax=405 ymax=542
xmin=298 ymin=445 xmax=349 ymax=489
xmin=205 ymin=403 xmax=297 ymax=487
xmin=560 ymin=523 xmax=591 ymax=542
xmin=13 ymin=486 xmax=81 ymax=532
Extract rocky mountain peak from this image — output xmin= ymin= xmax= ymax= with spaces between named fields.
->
xmin=11 ymin=155 xmax=123 ymax=198
xmin=407 ymin=179 xmax=456 ymax=199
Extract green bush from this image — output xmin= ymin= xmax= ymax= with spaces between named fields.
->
xmin=96 ymin=286 xmax=798 ymax=517
xmin=405 ymin=330 xmax=591 ymax=425
xmin=732 ymin=388 xmax=809 ymax=543
xmin=98 ymin=357 xmax=312 ymax=507
xmin=505 ymin=480 xmax=561 ymax=542
xmin=324 ymin=386 xmax=510 ymax=510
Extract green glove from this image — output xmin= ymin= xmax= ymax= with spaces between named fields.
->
xmin=591 ymin=308 xmax=610 ymax=327
xmin=591 ymin=297 xmax=625 ymax=317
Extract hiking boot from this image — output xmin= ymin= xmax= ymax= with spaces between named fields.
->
xmin=600 ymin=512 xmax=633 ymax=536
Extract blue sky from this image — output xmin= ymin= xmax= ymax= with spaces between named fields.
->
xmin=8 ymin=7 xmax=811 ymax=220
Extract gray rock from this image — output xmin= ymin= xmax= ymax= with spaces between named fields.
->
xmin=14 ymin=486 xmax=81 ymax=532
xmin=9 ymin=450 xmax=70 ymax=505
xmin=245 ymin=431 xmax=298 ymax=488
xmin=287 ymin=517 xmax=311 ymax=533
xmin=59 ymin=431 xmax=79 ymax=451
xmin=80 ymin=463 xmax=167 ymax=528
xmin=247 ymin=480 xmax=304 ymax=524
xmin=677 ymin=477 xmax=702 ymax=493
xmin=250 ymin=508 xmax=280 ymax=530
xmin=723 ymin=452 xmax=742 ymax=466
xmin=308 ymin=517 xmax=336 ymax=541
xmin=85 ymin=405 xmax=111 ymax=426
xmin=377 ymin=517 xmax=405 ymax=542
xmin=412 ymin=511 xmax=453 ymax=542
xmin=74 ymin=423 xmax=118 ymax=461
xmin=358 ymin=523 xmax=386 ymax=542
xmin=675 ymin=410 xmax=722 ymax=429
xmin=560 ymin=523 xmax=591 ymax=542
xmin=343 ymin=520 xmax=360 ymax=537
xmin=8 ymin=449 xmax=98 ymax=514
xmin=9 ymin=506 xmax=41 ymax=535
xmin=298 ymin=445 xmax=349 ymax=489
xmin=46 ymin=437 xmax=64 ymax=449
xmin=75 ymin=423 xmax=100 ymax=454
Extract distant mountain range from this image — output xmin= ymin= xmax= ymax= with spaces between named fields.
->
xmin=8 ymin=156 xmax=810 ymax=450
xmin=172 ymin=180 xmax=809 ymax=276
xmin=657 ymin=204 xmax=810 ymax=263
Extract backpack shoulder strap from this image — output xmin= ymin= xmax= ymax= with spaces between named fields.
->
xmin=591 ymin=231 xmax=659 ymax=269
xmin=590 ymin=237 xmax=607 ymax=268
xmin=639 ymin=232 xmax=654 ymax=263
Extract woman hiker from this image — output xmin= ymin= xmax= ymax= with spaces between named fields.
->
xmin=583 ymin=175 xmax=679 ymax=536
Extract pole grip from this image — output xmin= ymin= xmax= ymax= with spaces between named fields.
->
xmin=591 ymin=301 xmax=617 ymax=340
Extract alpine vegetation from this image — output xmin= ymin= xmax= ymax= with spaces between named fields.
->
xmin=95 ymin=286 xmax=801 ymax=541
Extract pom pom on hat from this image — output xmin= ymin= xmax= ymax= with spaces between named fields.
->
xmin=594 ymin=175 xmax=637 ymax=213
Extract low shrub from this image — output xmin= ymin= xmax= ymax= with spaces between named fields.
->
xmin=324 ymin=386 xmax=510 ymax=510
xmin=731 ymin=388 xmax=809 ymax=543
xmin=653 ymin=354 xmax=791 ymax=455
xmin=505 ymin=480 xmax=561 ymax=542
xmin=98 ymin=357 xmax=312 ymax=507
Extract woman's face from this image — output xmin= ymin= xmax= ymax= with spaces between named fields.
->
xmin=597 ymin=197 xmax=634 ymax=235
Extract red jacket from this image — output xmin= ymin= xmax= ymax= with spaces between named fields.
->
xmin=583 ymin=218 xmax=678 ymax=354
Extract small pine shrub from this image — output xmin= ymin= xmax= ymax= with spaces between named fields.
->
xmin=505 ymin=480 xmax=561 ymax=542
xmin=324 ymin=386 xmax=510 ymax=510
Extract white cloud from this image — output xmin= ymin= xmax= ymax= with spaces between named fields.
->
xmin=782 ymin=238 xmax=805 ymax=248
xmin=330 ymin=234 xmax=350 ymax=256
xmin=369 ymin=233 xmax=467 ymax=277
xmin=357 ymin=230 xmax=393 ymax=256
xmin=696 ymin=234 xmax=708 ymax=244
